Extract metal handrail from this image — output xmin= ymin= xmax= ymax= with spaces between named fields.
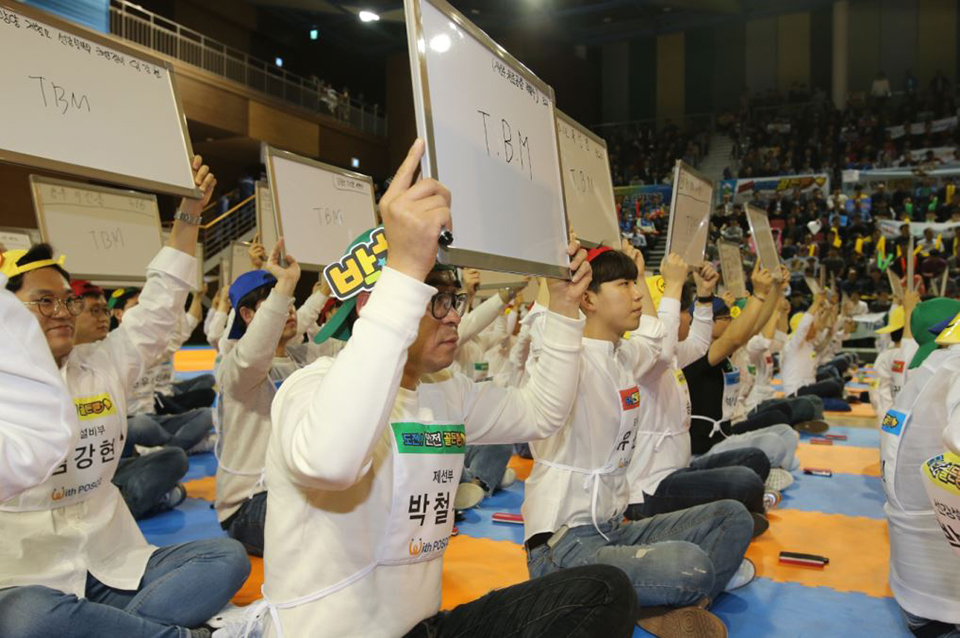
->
xmin=108 ymin=0 xmax=386 ymax=137
xmin=203 ymin=195 xmax=255 ymax=230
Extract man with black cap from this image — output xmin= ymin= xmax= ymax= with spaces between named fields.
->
xmin=248 ymin=140 xmax=637 ymax=638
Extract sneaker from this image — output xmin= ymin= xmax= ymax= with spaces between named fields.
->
xmin=637 ymin=599 xmax=727 ymax=638
xmin=724 ymin=558 xmax=756 ymax=591
xmin=188 ymin=432 xmax=218 ymax=455
xmin=763 ymin=489 xmax=782 ymax=512
xmin=500 ymin=468 xmax=517 ymax=490
xmin=795 ymin=420 xmax=829 ymax=434
xmin=158 ymin=483 xmax=187 ymax=512
xmin=134 ymin=444 xmax=165 ymax=456
xmin=454 ymin=482 xmax=484 ymax=510
xmin=765 ymin=468 xmax=794 ymax=492
xmin=751 ymin=512 xmax=769 ymax=538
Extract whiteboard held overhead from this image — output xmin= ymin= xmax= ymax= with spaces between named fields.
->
xmin=404 ymin=0 xmax=570 ymax=279
xmin=30 ymin=175 xmax=163 ymax=282
xmin=745 ymin=204 xmax=781 ymax=276
xmin=555 ymin=110 xmax=619 ymax=249
xmin=665 ymin=161 xmax=713 ymax=268
xmin=255 ymin=180 xmax=279 ymax=254
xmin=264 ymin=144 xmax=378 ymax=270
xmin=228 ymin=241 xmax=255 ymax=285
xmin=0 ymin=2 xmax=199 ymax=198
xmin=718 ymin=241 xmax=748 ymax=299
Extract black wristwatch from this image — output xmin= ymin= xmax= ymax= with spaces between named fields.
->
xmin=697 ymin=295 xmax=714 ymax=303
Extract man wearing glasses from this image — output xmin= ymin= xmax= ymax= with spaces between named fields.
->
xmin=0 ymin=157 xmax=252 ymax=638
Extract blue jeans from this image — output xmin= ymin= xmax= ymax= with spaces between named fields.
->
xmin=528 ymin=500 xmax=753 ymax=607
xmin=112 ymin=447 xmax=189 ymax=519
xmin=901 ymin=606 xmax=960 ymax=637
xmin=625 ymin=448 xmax=770 ymax=517
xmin=222 ymin=490 xmax=267 ymax=556
xmin=0 ymin=538 xmax=250 ymax=638
xmin=126 ymin=409 xmax=214 ymax=452
xmin=461 ymin=444 xmax=513 ymax=495
xmin=751 ymin=395 xmax=822 ymax=423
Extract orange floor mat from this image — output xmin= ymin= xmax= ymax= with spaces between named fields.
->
xmin=440 ymin=536 xmax=530 ymax=610
xmin=826 ymin=402 xmax=876 ymax=418
xmin=508 ymin=456 xmax=533 ymax=482
xmin=173 ymin=349 xmax=217 ymax=372
xmin=745 ymin=509 xmax=892 ymax=598
xmin=184 ymin=476 xmax=217 ymax=501
xmin=795 ymin=444 xmax=881 ymax=477
xmin=233 ymin=556 xmax=265 ymax=605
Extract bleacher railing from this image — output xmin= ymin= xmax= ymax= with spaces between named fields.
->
xmin=108 ymin=0 xmax=386 ymax=137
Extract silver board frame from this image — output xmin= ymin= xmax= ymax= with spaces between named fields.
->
xmin=262 ymin=143 xmax=379 ymax=272
xmin=403 ymin=0 xmax=572 ymax=280
xmin=29 ymin=174 xmax=163 ymax=283
xmin=664 ymin=159 xmax=714 ymax=267
xmin=0 ymin=0 xmax=200 ymax=199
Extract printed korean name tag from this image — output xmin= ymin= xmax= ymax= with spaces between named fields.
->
xmin=922 ymin=452 xmax=960 ymax=557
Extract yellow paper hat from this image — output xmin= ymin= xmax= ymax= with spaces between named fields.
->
xmin=0 ymin=249 xmax=65 ymax=279
xmin=876 ymin=305 xmax=905 ymax=334
xmin=789 ymin=312 xmax=806 ymax=334
xmin=646 ymin=275 xmax=665 ymax=309
xmin=936 ymin=311 xmax=960 ymax=345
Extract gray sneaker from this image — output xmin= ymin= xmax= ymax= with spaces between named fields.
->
xmin=158 ymin=483 xmax=187 ymax=512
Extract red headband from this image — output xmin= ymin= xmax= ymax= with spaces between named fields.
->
xmin=586 ymin=246 xmax=613 ymax=263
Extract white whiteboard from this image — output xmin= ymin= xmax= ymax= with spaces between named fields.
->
xmin=0 ymin=227 xmax=39 ymax=251
xmin=556 ymin=110 xmax=620 ymax=249
xmin=264 ymin=145 xmax=377 ymax=270
xmin=665 ymin=161 xmax=713 ymax=267
xmin=228 ymin=241 xmax=255 ymax=285
xmin=30 ymin=175 xmax=162 ymax=282
xmin=0 ymin=2 xmax=198 ymax=197
xmin=256 ymin=180 xmax=279 ymax=253
xmin=405 ymin=0 xmax=570 ymax=279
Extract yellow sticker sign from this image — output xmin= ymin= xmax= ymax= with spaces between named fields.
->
xmin=74 ymin=393 xmax=117 ymax=421
xmin=323 ymin=227 xmax=389 ymax=300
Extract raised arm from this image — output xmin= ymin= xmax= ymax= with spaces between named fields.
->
xmin=677 ymin=262 xmax=719 ymax=368
xmin=707 ymin=266 xmax=775 ymax=365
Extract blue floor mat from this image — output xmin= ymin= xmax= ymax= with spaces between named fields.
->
xmin=182 ymin=452 xmax=218 ymax=482
xmin=801 ymin=425 xmax=879 ymax=448
xmin=780 ymin=472 xmax=886 ymax=519
xmin=139 ymin=497 xmax=226 ymax=546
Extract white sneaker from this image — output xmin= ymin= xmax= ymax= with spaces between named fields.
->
xmin=500 ymin=468 xmax=517 ymax=489
xmin=135 ymin=444 xmax=165 ymax=456
xmin=765 ymin=468 xmax=794 ymax=491
xmin=725 ymin=558 xmax=756 ymax=592
xmin=454 ymin=482 xmax=485 ymax=510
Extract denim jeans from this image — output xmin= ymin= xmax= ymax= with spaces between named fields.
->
xmin=222 ymin=491 xmax=267 ymax=556
xmin=625 ymin=448 xmax=770 ymax=518
xmin=706 ymin=423 xmax=800 ymax=471
xmin=0 ymin=538 xmax=250 ymax=638
xmin=797 ymin=378 xmax=844 ymax=399
xmin=528 ymin=500 xmax=753 ymax=608
xmin=126 ymin=409 xmax=214 ymax=452
xmin=112 ymin=447 xmax=189 ymax=519
xmin=461 ymin=444 xmax=513 ymax=495
xmin=900 ymin=606 xmax=960 ymax=637
xmin=405 ymin=564 xmax=637 ymax=638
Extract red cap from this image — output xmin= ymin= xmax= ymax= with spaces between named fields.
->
xmin=586 ymin=246 xmax=613 ymax=263
xmin=70 ymin=280 xmax=104 ymax=298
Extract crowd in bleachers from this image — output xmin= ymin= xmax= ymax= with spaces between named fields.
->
xmin=603 ymin=120 xmax=711 ymax=186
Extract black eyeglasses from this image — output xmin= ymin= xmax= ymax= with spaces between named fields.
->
xmin=23 ymin=295 xmax=85 ymax=318
xmin=84 ymin=305 xmax=111 ymax=319
xmin=430 ymin=292 xmax=468 ymax=320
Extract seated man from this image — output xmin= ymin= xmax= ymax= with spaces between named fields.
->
xmin=215 ymin=240 xmax=307 ymax=556
xmin=781 ymin=295 xmax=846 ymax=400
xmin=524 ymin=243 xmax=754 ymax=638
xmin=254 ymin=140 xmax=637 ymax=637
xmin=73 ymin=280 xmax=192 ymax=520
xmin=0 ymin=157 xmax=250 ymax=637
xmin=870 ymin=292 xmax=919 ymax=426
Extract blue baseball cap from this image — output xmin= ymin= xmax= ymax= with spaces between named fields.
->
xmin=227 ymin=270 xmax=277 ymax=340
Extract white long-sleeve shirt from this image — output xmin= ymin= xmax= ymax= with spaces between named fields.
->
xmin=206 ymin=308 xmax=228 ymax=349
xmin=262 ymin=268 xmax=585 ymax=637
xmin=781 ymin=313 xmax=818 ymax=396
xmin=523 ymin=313 xmax=664 ymax=540
xmin=872 ymin=338 xmax=917 ymax=427
xmin=454 ymin=294 xmax=507 ymax=376
xmin=627 ymin=299 xmax=712 ymax=503
xmin=0 ymin=274 xmax=79 ymax=502
xmin=0 ymin=247 xmax=195 ymax=597
xmin=742 ymin=330 xmax=786 ymax=413
xmin=127 ymin=311 xmax=201 ymax=414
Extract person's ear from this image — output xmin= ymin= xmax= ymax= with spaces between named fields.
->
xmin=240 ymin=306 xmax=256 ymax=326
xmin=356 ymin=291 xmax=371 ymax=314
xmin=581 ymin=289 xmax=598 ymax=313
xmin=112 ymin=308 xmax=124 ymax=323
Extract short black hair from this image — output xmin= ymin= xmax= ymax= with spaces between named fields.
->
xmin=587 ymin=250 xmax=639 ymax=293
xmin=237 ymin=283 xmax=275 ymax=313
xmin=111 ymin=287 xmax=141 ymax=310
xmin=4 ymin=243 xmax=70 ymax=293
xmin=680 ymin=281 xmax=696 ymax=309
xmin=889 ymin=327 xmax=904 ymax=343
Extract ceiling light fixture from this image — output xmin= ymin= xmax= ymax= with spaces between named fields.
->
xmin=309 ymin=28 xmax=318 ymax=40
xmin=359 ymin=10 xmax=380 ymax=22
xmin=275 ymin=57 xmax=283 ymax=67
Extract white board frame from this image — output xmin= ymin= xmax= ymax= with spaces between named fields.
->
xmin=718 ymin=240 xmax=748 ymax=298
xmin=555 ymin=109 xmax=620 ymax=249
xmin=263 ymin=144 xmax=378 ymax=272
xmin=0 ymin=226 xmax=40 ymax=251
xmin=745 ymin=204 xmax=781 ymax=276
xmin=664 ymin=160 xmax=713 ymax=267
xmin=404 ymin=0 xmax=571 ymax=280
xmin=255 ymin=179 xmax=279 ymax=254
xmin=30 ymin=174 xmax=162 ymax=283
xmin=0 ymin=1 xmax=200 ymax=198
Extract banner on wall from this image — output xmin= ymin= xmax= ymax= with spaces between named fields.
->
xmin=877 ymin=219 xmax=960 ymax=239
xmin=843 ymin=166 xmax=960 ymax=184
xmin=887 ymin=116 xmax=958 ymax=140
xmin=720 ymin=173 xmax=830 ymax=201
xmin=905 ymin=146 xmax=959 ymax=164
